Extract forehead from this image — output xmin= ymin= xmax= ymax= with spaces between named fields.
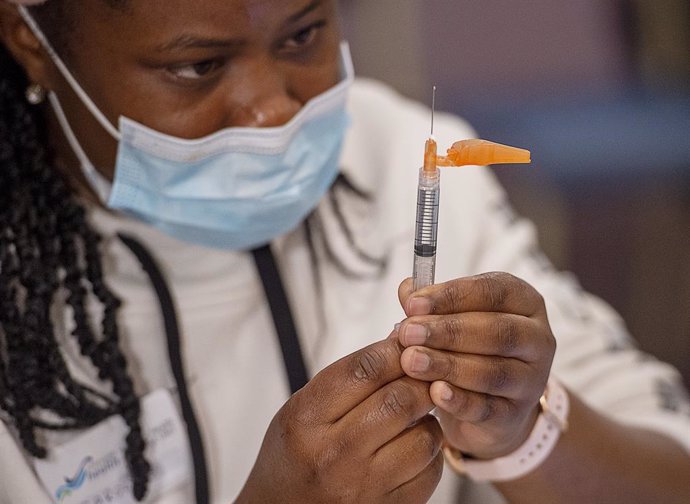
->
xmin=72 ymin=0 xmax=331 ymax=47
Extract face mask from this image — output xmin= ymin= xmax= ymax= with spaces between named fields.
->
xmin=19 ymin=8 xmax=353 ymax=250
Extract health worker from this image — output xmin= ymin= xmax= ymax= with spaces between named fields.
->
xmin=0 ymin=1 xmax=689 ymax=503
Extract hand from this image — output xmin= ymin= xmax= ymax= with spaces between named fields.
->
xmin=396 ymin=272 xmax=556 ymax=460
xmin=237 ymin=338 xmax=444 ymax=504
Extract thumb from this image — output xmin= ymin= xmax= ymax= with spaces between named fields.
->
xmin=398 ymin=277 xmax=415 ymax=314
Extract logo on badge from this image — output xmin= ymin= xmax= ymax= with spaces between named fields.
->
xmin=55 ymin=456 xmax=93 ymax=503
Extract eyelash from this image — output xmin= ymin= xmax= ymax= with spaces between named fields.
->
xmin=168 ymin=59 xmax=225 ymax=81
xmin=166 ymin=20 xmax=328 ymax=83
xmin=283 ymin=20 xmax=327 ymax=50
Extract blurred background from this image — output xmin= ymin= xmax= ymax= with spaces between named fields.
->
xmin=340 ymin=0 xmax=690 ymax=385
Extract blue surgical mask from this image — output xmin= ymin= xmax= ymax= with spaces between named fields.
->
xmin=20 ymin=8 xmax=353 ymax=250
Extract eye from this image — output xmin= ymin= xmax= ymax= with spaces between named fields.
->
xmin=284 ymin=21 xmax=326 ymax=50
xmin=168 ymin=59 xmax=224 ymax=81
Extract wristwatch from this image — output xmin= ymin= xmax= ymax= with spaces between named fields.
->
xmin=443 ymin=377 xmax=570 ymax=482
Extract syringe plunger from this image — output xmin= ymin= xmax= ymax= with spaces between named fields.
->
xmin=412 ymin=167 xmax=440 ymax=290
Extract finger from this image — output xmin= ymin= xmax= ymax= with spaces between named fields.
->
xmin=335 ymin=376 xmax=435 ymax=454
xmin=402 ymin=272 xmax=545 ymax=317
xmin=398 ymin=277 xmax=414 ymax=308
xmin=398 ymin=312 xmax=543 ymax=362
xmin=296 ymin=338 xmax=405 ymax=423
xmin=371 ymin=415 xmax=442 ymax=491
xmin=385 ymin=449 xmax=444 ymax=504
xmin=400 ymin=347 xmax=534 ymax=399
xmin=429 ymin=381 xmax=516 ymax=424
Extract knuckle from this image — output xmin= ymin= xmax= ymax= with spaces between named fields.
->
xmin=380 ymin=383 xmax=415 ymax=419
xmin=495 ymin=314 xmax=520 ymax=355
xmin=302 ymin=435 xmax=361 ymax=500
xmin=272 ymin=408 xmax=312 ymax=461
xmin=545 ymin=329 xmax=557 ymax=353
xmin=443 ymin=316 xmax=464 ymax=346
xmin=531 ymin=318 xmax=557 ymax=358
xmin=479 ymin=272 xmax=510 ymax=309
xmin=304 ymin=459 xmax=345 ymax=500
xmin=504 ymin=398 xmax=520 ymax=418
xmin=311 ymin=437 xmax=347 ymax=475
xmin=440 ymin=280 xmax=467 ymax=312
xmin=446 ymin=354 xmax=463 ymax=382
xmin=352 ymin=345 xmax=389 ymax=384
xmin=487 ymin=359 xmax=511 ymax=393
xmin=478 ymin=395 xmax=498 ymax=422
xmin=417 ymin=418 xmax=443 ymax=458
xmin=447 ymin=388 xmax=471 ymax=416
xmin=533 ymin=289 xmax=545 ymax=308
xmin=513 ymin=274 xmax=545 ymax=312
xmin=286 ymin=391 xmax=316 ymax=428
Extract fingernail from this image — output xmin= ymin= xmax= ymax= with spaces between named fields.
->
xmin=408 ymin=297 xmax=432 ymax=316
xmin=403 ymin=324 xmax=428 ymax=345
xmin=411 ymin=351 xmax=431 ymax=373
xmin=440 ymin=382 xmax=454 ymax=402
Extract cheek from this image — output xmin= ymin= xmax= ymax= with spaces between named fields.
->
xmin=114 ymin=77 xmax=227 ymax=139
xmin=288 ymin=33 xmax=343 ymax=103
xmin=290 ymin=63 xmax=341 ymax=104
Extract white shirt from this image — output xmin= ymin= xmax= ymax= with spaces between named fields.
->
xmin=1 ymin=78 xmax=689 ymax=504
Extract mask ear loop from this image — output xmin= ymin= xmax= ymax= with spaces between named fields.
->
xmin=17 ymin=6 xmax=121 ymax=141
xmin=48 ymin=92 xmax=113 ymax=202
xmin=17 ymin=6 xmax=117 ymax=202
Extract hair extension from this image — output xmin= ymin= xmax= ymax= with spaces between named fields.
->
xmin=328 ymin=175 xmax=388 ymax=270
xmin=0 ymin=30 xmax=149 ymax=503
xmin=302 ymin=173 xmax=389 ymax=362
xmin=305 ymin=173 xmax=388 ymax=282
xmin=3 ymin=3 xmax=380 ymax=501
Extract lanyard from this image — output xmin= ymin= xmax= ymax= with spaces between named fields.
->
xmin=251 ymin=245 xmax=310 ymax=394
xmin=118 ymin=234 xmax=309 ymax=504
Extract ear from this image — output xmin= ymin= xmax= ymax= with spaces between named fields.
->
xmin=0 ymin=4 xmax=55 ymax=89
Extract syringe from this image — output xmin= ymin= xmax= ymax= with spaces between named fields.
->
xmin=412 ymin=88 xmax=441 ymax=291
xmin=411 ymin=89 xmax=532 ymax=291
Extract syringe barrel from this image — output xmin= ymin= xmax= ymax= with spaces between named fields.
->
xmin=412 ymin=167 xmax=440 ymax=290
xmin=413 ymin=255 xmax=436 ymax=291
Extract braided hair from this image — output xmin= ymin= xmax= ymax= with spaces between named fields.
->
xmin=0 ymin=3 xmax=150 ymax=500
xmin=1 ymin=2 xmax=386 ymax=502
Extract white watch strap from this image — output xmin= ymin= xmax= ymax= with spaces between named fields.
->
xmin=443 ymin=377 xmax=569 ymax=482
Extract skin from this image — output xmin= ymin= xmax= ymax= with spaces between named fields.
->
xmin=2 ymin=0 xmax=342 ymax=199
xmin=1 ymin=1 xmax=689 ymax=502
xmin=397 ymin=273 xmax=690 ymax=503
xmin=236 ymin=338 xmax=444 ymax=503
xmin=397 ymin=273 xmax=553 ymax=460
xmin=2 ymin=1 xmax=443 ymax=502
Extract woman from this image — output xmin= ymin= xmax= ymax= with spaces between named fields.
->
xmin=0 ymin=1 xmax=689 ymax=503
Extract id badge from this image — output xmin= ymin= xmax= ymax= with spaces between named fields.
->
xmin=34 ymin=389 xmax=192 ymax=504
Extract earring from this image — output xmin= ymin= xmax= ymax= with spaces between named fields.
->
xmin=25 ymin=83 xmax=46 ymax=105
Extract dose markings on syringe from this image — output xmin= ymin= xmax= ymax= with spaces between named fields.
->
xmin=414 ymin=186 xmax=439 ymax=257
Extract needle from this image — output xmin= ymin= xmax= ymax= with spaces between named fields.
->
xmin=431 ymin=85 xmax=436 ymax=136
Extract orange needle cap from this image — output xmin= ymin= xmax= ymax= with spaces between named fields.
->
xmin=437 ymin=139 xmax=531 ymax=167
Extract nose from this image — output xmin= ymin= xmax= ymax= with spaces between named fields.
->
xmin=237 ymin=94 xmax=302 ymax=128
xmin=230 ymin=62 xmax=302 ymax=128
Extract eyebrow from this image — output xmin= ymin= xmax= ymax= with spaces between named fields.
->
xmin=155 ymin=0 xmax=324 ymax=54
xmin=287 ymin=0 xmax=323 ymax=24
xmin=155 ymin=36 xmax=244 ymax=53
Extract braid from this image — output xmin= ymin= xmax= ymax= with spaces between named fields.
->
xmin=305 ymin=173 xmax=389 ymax=281
xmin=0 ymin=40 xmax=150 ymax=501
